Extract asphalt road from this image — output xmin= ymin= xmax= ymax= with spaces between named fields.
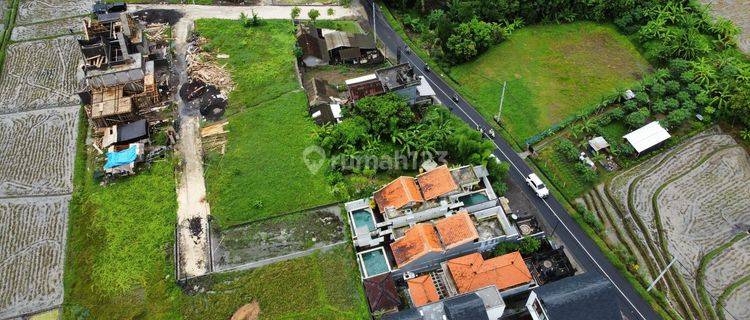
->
xmin=364 ymin=2 xmax=661 ymax=319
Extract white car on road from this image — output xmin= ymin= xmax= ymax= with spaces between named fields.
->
xmin=525 ymin=173 xmax=549 ymax=198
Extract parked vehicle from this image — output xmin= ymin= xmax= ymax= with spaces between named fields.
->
xmin=525 ymin=173 xmax=549 ymax=198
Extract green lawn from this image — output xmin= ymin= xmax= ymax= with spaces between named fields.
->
xmin=450 ymin=22 xmax=649 ymax=141
xmin=197 ymin=19 xmax=336 ymax=227
xmin=63 ymin=120 xmax=183 ymax=319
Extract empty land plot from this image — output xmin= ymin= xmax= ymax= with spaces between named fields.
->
xmin=607 ymin=130 xmax=750 ymax=318
xmin=16 ymin=0 xmax=92 ymax=25
xmin=450 ymin=22 xmax=649 ymax=141
xmin=11 ymin=16 xmax=84 ymax=41
xmin=0 ymin=36 xmax=82 ymax=114
xmin=0 ymin=196 xmax=70 ymax=319
xmin=213 ymin=205 xmax=345 ymax=270
xmin=0 ymin=106 xmax=78 ymax=197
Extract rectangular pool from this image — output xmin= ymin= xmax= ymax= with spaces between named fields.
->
xmin=351 ymin=208 xmax=376 ymax=234
xmin=459 ymin=191 xmax=489 ymax=206
xmin=358 ymin=247 xmax=391 ymax=278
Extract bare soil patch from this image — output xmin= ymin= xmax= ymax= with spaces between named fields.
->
xmin=212 ymin=204 xmax=344 ymax=270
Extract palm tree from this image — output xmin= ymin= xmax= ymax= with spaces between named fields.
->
xmin=691 ymin=57 xmax=716 ymax=87
xmin=740 ymin=129 xmax=750 ymax=141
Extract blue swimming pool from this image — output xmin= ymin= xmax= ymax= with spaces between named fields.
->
xmin=351 ymin=208 xmax=376 ymax=233
xmin=361 ymin=249 xmax=390 ymax=277
xmin=459 ymin=192 xmax=489 ymax=206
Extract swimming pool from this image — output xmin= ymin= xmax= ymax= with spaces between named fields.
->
xmin=459 ymin=191 xmax=489 ymax=206
xmin=351 ymin=208 xmax=376 ymax=233
xmin=359 ymin=248 xmax=390 ymax=278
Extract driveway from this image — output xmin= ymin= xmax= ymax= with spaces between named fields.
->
xmin=129 ymin=4 xmax=356 ymax=20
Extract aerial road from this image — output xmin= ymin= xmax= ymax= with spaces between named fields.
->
xmin=363 ymin=1 xmax=662 ymax=319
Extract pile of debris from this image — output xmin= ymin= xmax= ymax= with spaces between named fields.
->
xmin=78 ymin=2 xmax=177 ymax=178
xmin=186 ymin=36 xmax=234 ymax=94
xmin=200 ymin=120 xmax=229 ymax=155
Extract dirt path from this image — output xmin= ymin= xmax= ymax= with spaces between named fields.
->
xmin=129 ymin=4 xmax=356 ymax=20
xmin=173 ymin=18 xmax=211 ymax=279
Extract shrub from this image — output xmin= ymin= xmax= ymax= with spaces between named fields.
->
xmin=519 ymin=237 xmax=542 ymax=255
xmin=665 ymin=80 xmax=681 ymax=94
xmin=682 ymin=100 xmax=697 ymax=112
xmin=650 ymin=82 xmax=667 ymax=97
xmin=575 ymin=163 xmax=598 ymax=183
xmin=610 ymin=108 xmax=625 ymax=120
xmin=492 ymin=181 xmax=508 ymax=196
xmin=625 ymin=109 xmax=648 ymax=128
xmin=634 ymin=91 xmax=650 ymax=105
xmin=556 ymin=138 xmax=579 ymax=162
xmin=687 ymin=83 xmax=702 ymax=95
xmin=676 ymin=91 xmax=691 ymax=103
xmin=577 ymin=203 xmax=604 ymax=234
xmin=652 ymin=99 xmax=668 ymax=114
xmin=666 ymin=108 xmax=691 ymax=128
xmin=665 ymin=97 xmax=680 ymax=111
xmin=623 ymin=100 xmax=638 ymax=112
xmin=487 ymin=159 xmax=510 ymax=184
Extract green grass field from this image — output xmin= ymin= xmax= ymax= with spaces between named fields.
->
xmin=450 ymin=22 xmax=649 ymax=141
xmin=63 ymin=128 xmax=183 ymax=319
xmin=197 ymin=19 xmax=336 ymax=227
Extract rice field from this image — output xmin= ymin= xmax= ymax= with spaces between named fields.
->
xmin=16 ymin=0 xmax=92 ymax=25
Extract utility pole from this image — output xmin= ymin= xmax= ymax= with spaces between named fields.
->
xmin=647 ymin=258 xmax=676 ymax=291
xmin=372 ymin=1 xmax=377 ymax=42
xmin=495 ymin=81 xmax=508 ymax=123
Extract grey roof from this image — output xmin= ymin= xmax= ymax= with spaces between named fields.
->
xmin=382 ymin=308 xmax=421 ymax=320
xmin=443 ymin=293 xmax=489 ymax=320
xmin=324 ymin=31 xmax=375 ymax=50
xmin=534 ymin=273 xmax=622 ymax=320
xmin=117 ymin=119 xmax=148 ymax=143
xmin=87 ymin=68 xmax=145 ymax=88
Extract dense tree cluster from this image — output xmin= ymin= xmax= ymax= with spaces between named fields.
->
xmin=315 ymin=93 xmax=494 ymax=173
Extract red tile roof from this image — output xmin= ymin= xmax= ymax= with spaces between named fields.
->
xmin=417 ymin=165 xmax=459 ymax=200
xmin=390 ymin=223 xmax=443 ymax=267
xmin=407 ymin=275 xmax=441 ymax=307
xmin=447 ymin=252 xmax=532 ymax=293
xmin=374 ymin=176 xmax=424 ymax=214
xmin=435 ymin=211 xmax=479 ymax=249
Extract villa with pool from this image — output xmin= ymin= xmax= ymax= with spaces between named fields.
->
xmin=345 ymin=164 xmax=543 ymax=317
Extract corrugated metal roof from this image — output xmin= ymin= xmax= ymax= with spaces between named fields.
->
xmin=623 ymin=121 xmax=670 ymax=153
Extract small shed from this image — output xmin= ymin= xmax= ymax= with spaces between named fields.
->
xmin=588 ymin=136 xmax=610 ymax=153
xmin=623 ymin=121 xmax=671 ymax=155
xmin=310 ymin=103 xmax=342 ymax=125
xmin=102 ymin=119 xmax=149 ymax=148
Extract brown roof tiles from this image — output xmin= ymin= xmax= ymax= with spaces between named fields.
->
xmin=390 ymin=223 xmax=443 ymax=267
xmin=417 ymin=165 xmax=459 ymax=200
xmin=373 ymin=176 xmax=424 ymax=214
xmin=435 ymin=211 xmax=479 ymax=249
xmin=447 ymin=252 xmax=532 ymax=293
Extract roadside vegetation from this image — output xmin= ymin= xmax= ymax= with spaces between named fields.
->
xmin=196 ymin=19 xmax=336 ymax=227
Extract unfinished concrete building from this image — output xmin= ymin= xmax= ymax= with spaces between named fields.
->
xmin=78 ymin=3 xmax=164 ymax=128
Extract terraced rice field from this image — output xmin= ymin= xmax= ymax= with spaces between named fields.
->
xmin=0 ymin=106 xmax=79 ymax=197
xmin=0 ymin=36 xmax=82 ymax=114
xmin=0 ymin=196 xmax=70 ymax=319
xmin=16 ymin=0 xmax=93 ymax=25
xmin=578 ymin=128 xmax=750 ymax=319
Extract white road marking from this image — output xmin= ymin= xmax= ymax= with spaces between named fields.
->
xmin=400 ymin=49 xmax=649 ymax=320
